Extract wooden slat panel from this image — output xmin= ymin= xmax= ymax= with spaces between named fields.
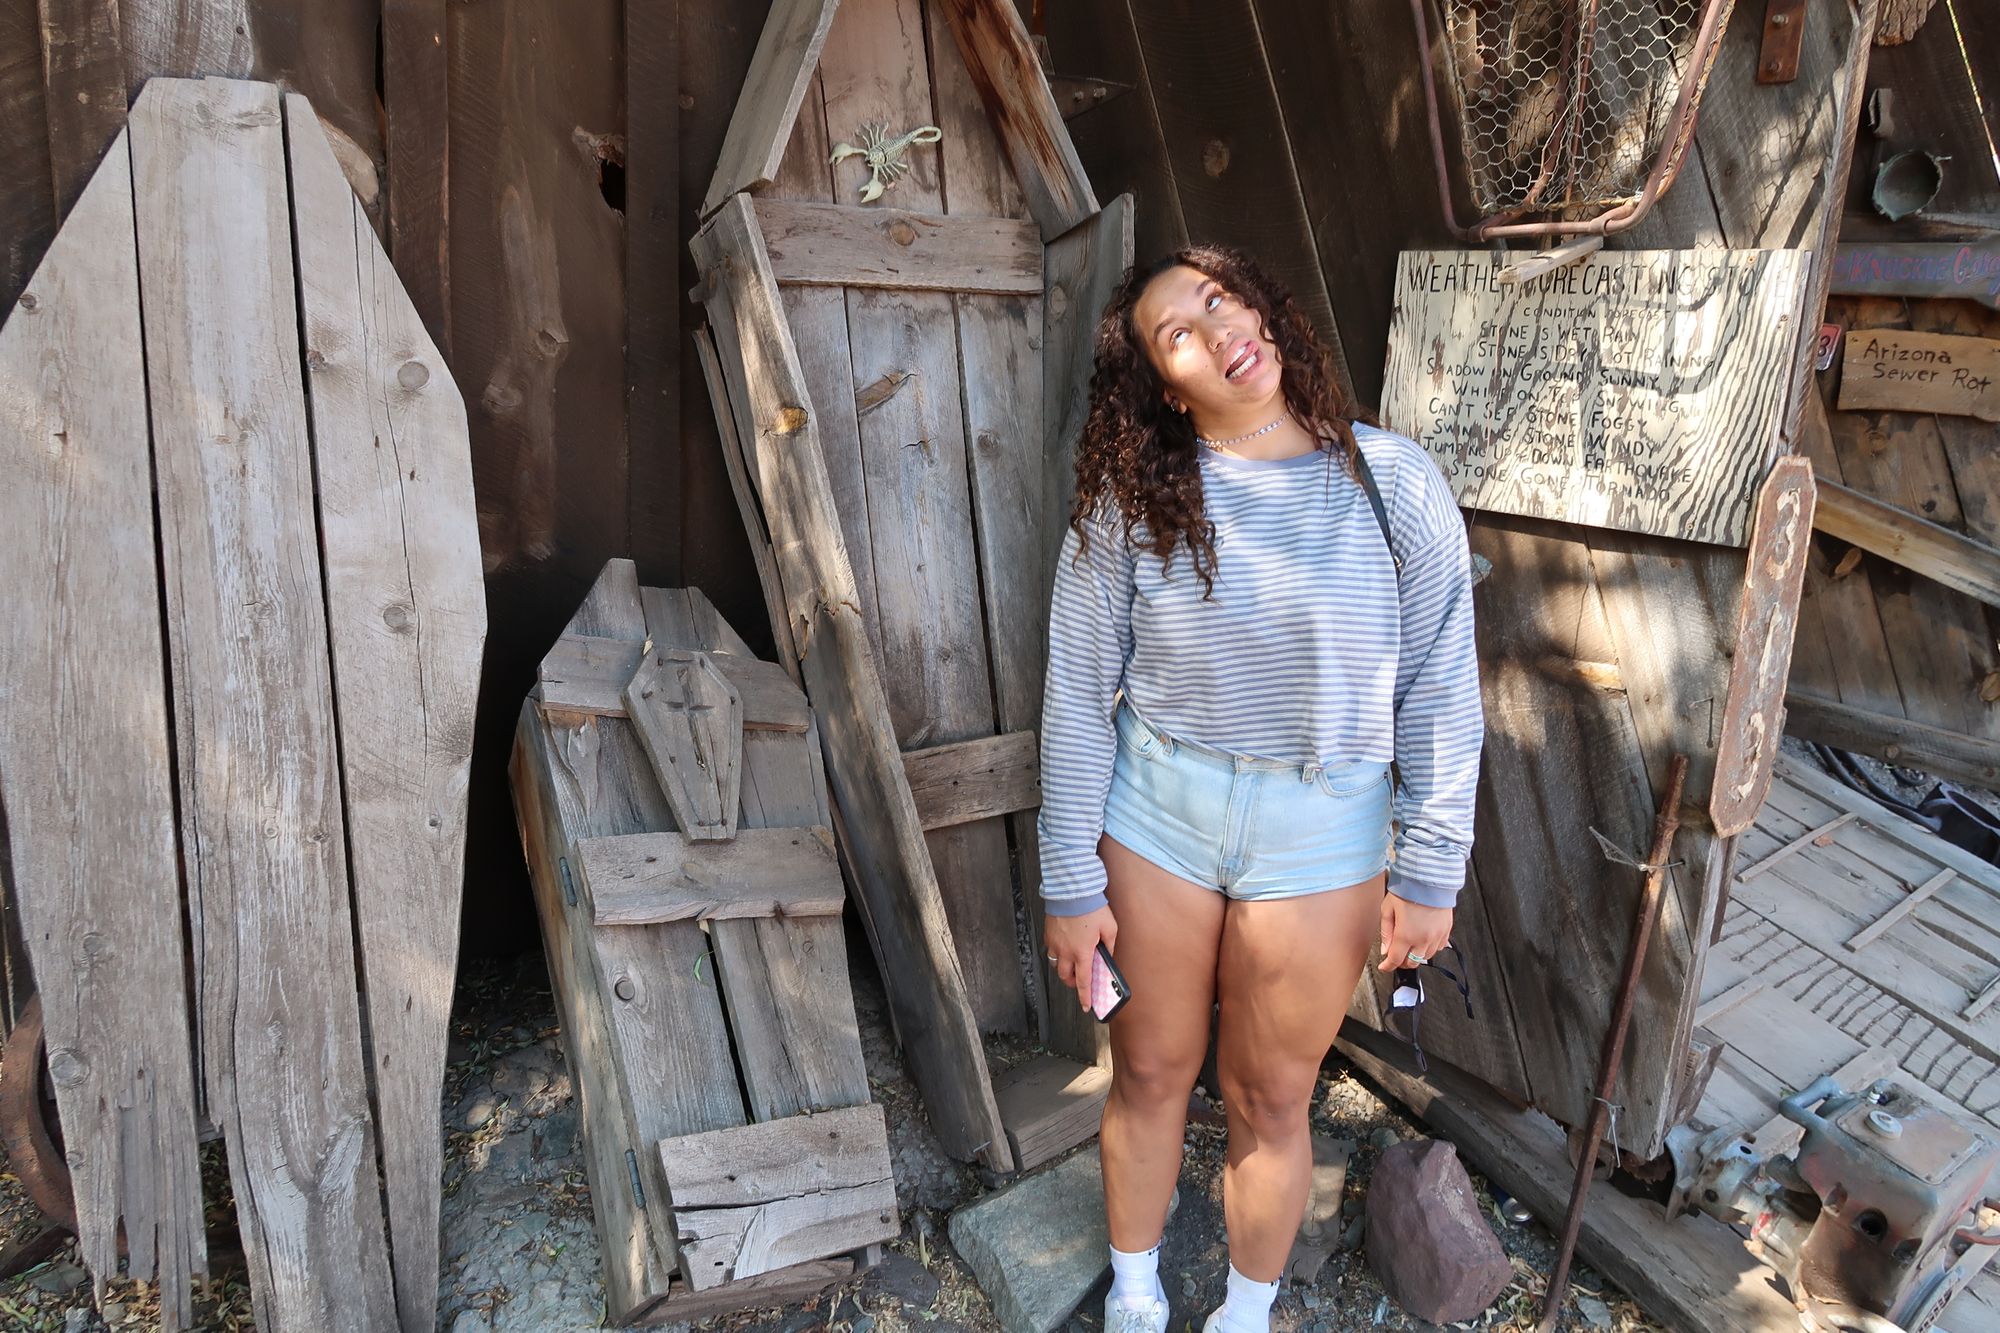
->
xmin=287 ymin=94 xmax=486 ymax=1333
xmin=818 ymin=0 xmax=1028 ymax=1036
xmin=701 ymin=0 xmax=841 ymax=219
xmin=758 ymin=198 xmax=1043 ymax=294
xmin=0 ymin=129 xmax=206 ymax=1323
xmin=131 ymin=77 xmax=397 ymax=1331
xmin=578 ymin=828 xmax=844 ymax=924
xmin=661 ymin=1105 xmax=898 ymax=1289
xmin=902 ymin=731 xmax=1041 ymax=831
xmin=931 ymin=0 xmax=1097 ymax=239
xmin=691 ymin=194 xmax=1010 ymax=1169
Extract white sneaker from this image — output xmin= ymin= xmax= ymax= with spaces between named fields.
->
xmin=1104 ymin=1278 xmax=1169 ymax=1333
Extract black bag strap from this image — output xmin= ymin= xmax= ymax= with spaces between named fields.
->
xmin=1350 ymin=442 xmax=1401 ymax=577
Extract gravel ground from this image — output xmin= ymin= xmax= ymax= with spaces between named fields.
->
xmin=0 ymin=945 xmax=1663 ymax=1332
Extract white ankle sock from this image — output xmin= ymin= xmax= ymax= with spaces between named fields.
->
xmin=1109 ymin=1242 xmax=1163 ymax=1309
xmin=1212 ymin=1264 xmax=1280 ymax=1333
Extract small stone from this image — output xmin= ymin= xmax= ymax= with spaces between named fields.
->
xmin=64 ymin=1310 xmax=95 ymax=1333
xmin=459 ymin=1092 xmax=501 ymax=1131
xmin=949 ymin=1146 xmax=1109 ymax=1333
xmin=449 ymin=1310 xmax=491 ymax=1333
xmin=492 ymin=1061 xmax=549 ymax=1103
xmin=1578 ymin=1295 xmax=1614 ymax=1328
xmin=1365 ymin=1139 xmax=1512 ymax=1324
xmin=1340 ymin=1215 xmax=1366 ymax=1252
xmin=535 ymin=1107 xmax=579 ymax=1162
xmin=1300 ymin=1289 xmax=1321 ymax=1310
xmin=850 ymin=1316 xmax=876 ymax=1333
xmin=101 ymin=1303 xmax=125 ymax=1325
xmin=1368 ymin=1127 xmax=1401 ymax=1152
xmin=29 ymin=1261 xmax=86 ymax=1294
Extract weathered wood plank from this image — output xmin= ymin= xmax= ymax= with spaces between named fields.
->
xmin=1814 ymin=474 xmax=2000 ymax=609
xmin=286 ymin=94 xmax=486 ymax=1333
xmin=511 ymin=711 xmax=677 ymax=1320
xmin=691 ymin=192 xmax=1011 ymax=1169
xmin=991 ymin=1055 xmax=1112 ymax=1172
xmin=0 ymin=0 xmax=57 ymax=322
xmin=1839 ymin=327 xmax=2000 ymax=422
xmin=131 ymin=76 xmax=396 ymax=1332
xmin=701 ymin=0 xmax=840 ymax=220
xmin=0 ymin=128 xmax=206 ymax=1325
xmin=382 ymin=0 xmax=450 ymax=350
xmin=931 ymin=0 xmax=1097 ymax=240
xmin=578 ymin=828 xmax=844 ymax=925
xmin=902 ymin=731 xmax=1041 ymax=831
xmin=757 ymin=198 xmax=1043 ymax=293
xmin=820 ymin=0 xmax=1028 ymax=1036
xmin=626 ymin=648 xmax=746 ymax=841
xmin=1738 ymin=811 xmax=1859 ymax=881
xmin=661 ymin=1105 xmax=897 ymax=1289
xmin=37 ymin=0 xmax=127 ymax=219
xmin=1784 ymin=690 xmax=2000 ymax=788
xmin=541 ymin=633 xmax=810 ymax=729
xmin=1847 ymin=868 xmax=1957 ymax=952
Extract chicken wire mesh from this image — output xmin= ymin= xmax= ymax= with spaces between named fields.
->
xmin=1416 ymin=0 xmax=1735 ymax=236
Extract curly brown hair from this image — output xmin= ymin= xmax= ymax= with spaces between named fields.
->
xmin=1070 ymin=245 xmax=1368 ymax=599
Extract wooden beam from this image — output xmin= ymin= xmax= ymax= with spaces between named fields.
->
xmin=756 ymin=197 xmax=1042 ymax=293
xmin=577 ymin=827 xmax=845 ymax=925
xmin=1783 ymin=689 xmax=2000 ymax=788
xmin=1335 ymin=1023 xmax=1801 ymax=1333
xmin=992 ymin=1054 xmax=1111 ymax=1172
xmin=625 ymin=0 xmax=681 ymax=578
xmin=931 ymin=0 xmax=1097 ymax=240
xmin=1845 ymin=867 xmax=1955 ymax=951
xmin=1813 ymin=475 xmax=2000 ymax=609
xmin=700 ymin=0 xmax=841 ymax=220
xmin=902 ymin=731 xmax=1040 ymax=831
xmin=1691 ymin=978 xmax=1767 ymax=1028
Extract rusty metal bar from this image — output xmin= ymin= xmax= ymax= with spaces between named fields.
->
xmin=1536 ymin=754 xmax=1689 ymax=1333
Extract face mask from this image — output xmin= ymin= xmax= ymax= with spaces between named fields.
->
xmin=1384 ymin=940 xmax=1474 ymax=1074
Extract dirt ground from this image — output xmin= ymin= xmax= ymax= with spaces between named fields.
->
xmin=0 ymin=946 xmax=1664 ymax=1332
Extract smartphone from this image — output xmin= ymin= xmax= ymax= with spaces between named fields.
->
xmin=1090 ymin=941 xmax=1131 ymax=1023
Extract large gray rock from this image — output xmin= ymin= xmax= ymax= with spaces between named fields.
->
xmin=1365 ymin=1138 xmax=1512 ymax=1323
xmin=949 ymin=1146 xmax=1109 ymax=1333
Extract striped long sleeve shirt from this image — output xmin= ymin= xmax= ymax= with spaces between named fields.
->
xmin=1036 ymin=424 xmax=1484 ymax=917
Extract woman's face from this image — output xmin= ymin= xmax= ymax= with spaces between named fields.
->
xmin=1131 ymin=265 xmax=1282 ymax=420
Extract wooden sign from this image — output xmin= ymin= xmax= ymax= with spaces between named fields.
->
xmin=1381 ymin=249 xmax=1812 ymax=545
xmin=1838 ymin=328 xmax=2000 ymax=421
xmin=1710 ymin=457 xmax=1816 ymax=838
xmin=1828 ymin=239 xmax=2000 ymax=310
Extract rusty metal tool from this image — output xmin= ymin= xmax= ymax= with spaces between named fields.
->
xmin=1536 ymin=754 xmax=1689 ymax=1332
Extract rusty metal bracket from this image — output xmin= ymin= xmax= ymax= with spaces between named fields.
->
xmin=1711 ymin=456 xmax=1817 ymax=836
xmin=1758 ymin=0 xmax=1808 ymax=84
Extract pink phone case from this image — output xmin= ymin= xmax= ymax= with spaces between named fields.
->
xmin=1090 ymin=943 xmax=1130 ymax=1022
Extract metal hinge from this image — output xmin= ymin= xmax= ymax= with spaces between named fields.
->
xmin=558 ymin=855 xmax=577 ymax=907
xmin=626 ymin=1149 xmax=647 ymax=1210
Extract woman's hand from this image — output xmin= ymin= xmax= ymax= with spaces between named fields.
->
xmin=1378 ymin=895 xmax=1453 ymax=973
xmin=1045 ymin=906 xmax=1118 ymax=1011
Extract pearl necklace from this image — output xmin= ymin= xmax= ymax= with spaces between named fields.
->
xmin=1194 ymin=415 xmax=1287 ymax=451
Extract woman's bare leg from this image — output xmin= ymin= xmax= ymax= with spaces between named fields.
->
xmin=1214 ymin=874 xmax=1383 ymax=1280
xmin=1098 ymin=834 xmax=1227 ymax=1250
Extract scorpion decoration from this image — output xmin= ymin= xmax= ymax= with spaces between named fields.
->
xmin=829 ymin=122 xmax=943 ymax=203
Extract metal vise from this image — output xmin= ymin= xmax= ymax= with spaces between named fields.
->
xmin=1668 ymin=1077 xmax=2000 ymax=1332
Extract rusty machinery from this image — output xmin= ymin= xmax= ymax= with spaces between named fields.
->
xmin=1668 ymin=1076 xmax=2000 ymax=1332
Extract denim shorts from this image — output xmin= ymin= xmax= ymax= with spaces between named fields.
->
xmin=1102 ymin=699 xmax=1393 ymax=903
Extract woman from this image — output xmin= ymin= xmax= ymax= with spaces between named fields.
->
xmin=1036 ymin=246 xmax=1483 ymax=1333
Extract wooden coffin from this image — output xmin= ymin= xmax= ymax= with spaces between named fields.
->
xmin=510 ymin=561 xmax=898 ymax=1324
xmin=690 ymin=0 xmax=1131 ymax=1173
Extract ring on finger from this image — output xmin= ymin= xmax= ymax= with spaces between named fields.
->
xmin=1405 ymin=950 xmax=1429 ymax=965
